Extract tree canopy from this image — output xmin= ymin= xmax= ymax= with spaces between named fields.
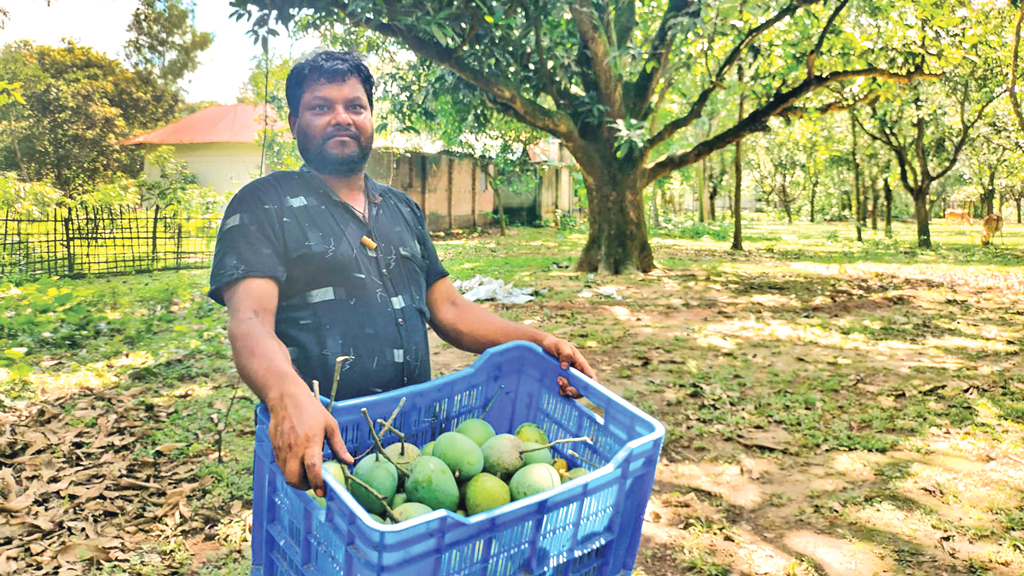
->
xmin=0 ymin=41 xmax=179 ymax=194
xmin=230 ymin=0 xmax=994 ymax=271
xmin=124 ymin=0 xmax=214 ymax=91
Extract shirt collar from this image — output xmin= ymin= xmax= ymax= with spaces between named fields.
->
xmin=299 ymin=165 xmax=381 ymax=203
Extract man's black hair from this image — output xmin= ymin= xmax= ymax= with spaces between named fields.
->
xmin=285 ymin=50 xmax=375 ymax=116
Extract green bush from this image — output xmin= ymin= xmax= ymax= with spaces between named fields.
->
xmin=661 ymin=217 xmax=733 ymax=241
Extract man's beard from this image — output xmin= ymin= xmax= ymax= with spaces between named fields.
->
xmin=296 ymin=127 xmax=372 ymax=177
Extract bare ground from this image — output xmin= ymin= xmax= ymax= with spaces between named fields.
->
xmin=2 ymin=225 xmax=1022 ymax=575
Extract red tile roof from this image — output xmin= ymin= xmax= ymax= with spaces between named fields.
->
xmin=122 ymin=103 xmax=283 ymax=145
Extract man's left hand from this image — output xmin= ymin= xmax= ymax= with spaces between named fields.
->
xmin=539 ymin=335 xmax=596 ymax=398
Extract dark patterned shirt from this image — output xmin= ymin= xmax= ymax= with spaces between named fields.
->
xmin=208 ymin=168 xmax=449 ymax=400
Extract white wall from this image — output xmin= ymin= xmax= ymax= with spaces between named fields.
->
xmin=144 ymin=142 xmax=263 ymax=195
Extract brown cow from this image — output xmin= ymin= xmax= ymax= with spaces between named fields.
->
xmin=980 ymin=214 xmax=1003 ymax=246
xmin=945 ymin=208 xmax=973 ymax=225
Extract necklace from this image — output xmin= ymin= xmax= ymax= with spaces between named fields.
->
xmin=346 ymin=196 xmax=368 ymax=221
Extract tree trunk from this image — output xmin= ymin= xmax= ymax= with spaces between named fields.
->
xmin=783 ymin=197 xmax=793 ymax=224
xmin=731 ymin=140 xmax=743 ymax=251
xmin=871 ymin=179 xmax=879 ymax=231
xmin=698 ymin=159 xmax=710 ymax=223
xmin=851 ymin=111 xmax=862 ymax=242
xmin=485 ymin=167 xmax=506 ymax=237
xmin=809 ymin=179 xmax=817 ymax=223
xmin=731 ymin=51 xmax=744 ymax=251
xmin=577 ymin=167 xmax=653 ymax=273
xmin=913 ymin=186 xmax=932 ymax=248
xmin=884 ymin=179 xmax=893 ymax=238
xmin=981 ymin=188 xmax=995 ymax=216
xmin=709 ymin=182 xmax=718 ymax=221
xmin=1016 ymin=198 xmax=1022 ymax=223
xmin=650 ymin=179 xmax=660 ymax=229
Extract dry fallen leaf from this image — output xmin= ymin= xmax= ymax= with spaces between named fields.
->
xmin=154 ymin=443 xmax=187 ymax=455
xmin=56 ymin=542 xmax=111 ymax=565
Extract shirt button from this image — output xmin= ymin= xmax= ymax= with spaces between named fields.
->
xmin=382 ymin=268 xmax=389 ymax=275
xmin=398 ymin=318 xmax=405 ymax=325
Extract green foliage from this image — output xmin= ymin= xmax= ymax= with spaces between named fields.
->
xmin=0 ymin=271 xmax=229 ymax=405
xmin=239 ymin=54 xmax=302 ymax=172
xmin=0 ymin=172 xmax=64 ymax=216
xmin=124 ymin=0 xmax=214 ymax=90
xmin=228 ymin=0 xmax=993 ymax=271
xmin=140 ymin=146 xmax=223 ymax=216
xmin=660 ymin=217 xmax=733 ymax=242
xmin=0 ymin=80 xmax=24 ymax=107
xmin=0 ymin=40 xmax=180 ymax=194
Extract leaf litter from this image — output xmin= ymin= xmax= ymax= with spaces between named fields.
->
xmin=0 ymin=385 xmax=220 ymax=574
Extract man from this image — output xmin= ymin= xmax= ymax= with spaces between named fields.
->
xmin=208 ymin=51 xmax=595 ymax=499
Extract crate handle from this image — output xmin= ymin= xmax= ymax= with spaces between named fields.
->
xmin=558 ymin=371 xmax=609 ymax=426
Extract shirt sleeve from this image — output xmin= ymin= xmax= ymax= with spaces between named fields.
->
xmin=208 ymin=180 xmax=288 ymax=306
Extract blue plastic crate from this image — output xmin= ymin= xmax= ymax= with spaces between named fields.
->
xmin=251 ymin=340 xmax=665 ymax=576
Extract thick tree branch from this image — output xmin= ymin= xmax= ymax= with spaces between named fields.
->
xmin=630 ymin=0 xmax=694 ymax=115
xmin=807 ymin=0 xmax=849 ymax=77
xmin=570 ymin=0 xmax=625 ymax=118
xmin=360 ymin=2 xmax=579 ymax=142
xmin=778 ymin=90 xmax=878 ymax=120
xmin=642 ymin=66 xmax=938 ymax=186
xmin=642 ymin=0 xmax=823 ymax=158
xmin=854 ymin=111 xmax=918 ymax=192
xmin=931 ymin=87 xmax=1003 ymax=181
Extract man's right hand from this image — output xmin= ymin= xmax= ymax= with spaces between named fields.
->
xmin=268 ymin=390 xmax=354 ymax=497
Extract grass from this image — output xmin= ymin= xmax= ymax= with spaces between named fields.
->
xmin=1 ymin=218 xmax=1022 ymax=575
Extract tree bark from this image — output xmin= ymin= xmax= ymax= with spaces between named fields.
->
xmin=851 ymin=111 xmax=862 ymax=242
xmin=981 ymin=188 xmax=995 ymax=217
xmin=698 ymin=158 xmax=710 ymax=223
xmin=783 ymin=186 xmax=793 ymax=224
xmin=884 ymin=178 xmax=893 ymax=238
xmin=870 ymin=178 xmax=879 ymax=231
xmin=731 ymin=46 xmax=744 ymax=251
xmin=913 ymin=186 xmax=932 ymax=248
xmin=1017 ymin=198 xmax=1022 ymax=224
xmin=577 ymin=165 xmax=654 ymax=273
xmin=650 ymin=180 xmax=660 ymax=229
xmin=731 ymin=141 xmax=743 ymax=251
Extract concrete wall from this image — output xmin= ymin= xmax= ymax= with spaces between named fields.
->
xmin=145 ymin=142 xmax=262 ymax=195
xmin=366 ymin=149 xmax=494 ymax=232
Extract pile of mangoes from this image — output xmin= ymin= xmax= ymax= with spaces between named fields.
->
xmin=309 ymin=418 xmax=592 ymax=524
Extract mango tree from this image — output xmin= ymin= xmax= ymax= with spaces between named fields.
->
xmin=231 ymin=0 xmax=947 ymax=272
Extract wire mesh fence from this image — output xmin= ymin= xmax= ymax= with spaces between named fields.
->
xmin=0 ymin=206 xmax=220 ymax=278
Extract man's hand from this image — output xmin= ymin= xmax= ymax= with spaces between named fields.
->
xmin=268 ymin=391 xmax=354 ymax=497
xmin=539 ymin=334 xmax=595 ymax=398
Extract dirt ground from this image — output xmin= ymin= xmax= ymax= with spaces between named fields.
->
xmin=431 ymin=256 xmax=1024 ymax=576
xmin=1 ymin=225 xmax=1022 ymax=575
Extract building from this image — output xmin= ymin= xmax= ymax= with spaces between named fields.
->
xmin=122 ymin=104 xmax=269 ymax=195
xmin=122 ymin=105 xmax=497 ymax=231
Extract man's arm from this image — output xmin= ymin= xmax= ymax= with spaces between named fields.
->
xmin=426 ymin=277 xmax=596 ymax=388
xmin=224 ymin=278 xmax=353 ymax=496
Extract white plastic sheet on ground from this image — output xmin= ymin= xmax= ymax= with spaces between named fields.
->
xmin=453 ymin=275 xmax=535 ymax=304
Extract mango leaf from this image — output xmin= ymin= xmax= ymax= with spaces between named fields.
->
xmin=430 ymin=25 xmax=447 ymax=46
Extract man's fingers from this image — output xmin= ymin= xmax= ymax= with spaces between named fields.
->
xmin=304 ymin=446 xmax=326 ymax=497
xmin=573 ymin=350 xmax=597 ymax=379
xmin=325 ymin=420 xmax=354 ymax=465
xmin=280 ymin=453 xmax=310 ymax=491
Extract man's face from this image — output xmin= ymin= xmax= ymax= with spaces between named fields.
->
xmin=289 ymin=77 xmax=373 ymax=177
